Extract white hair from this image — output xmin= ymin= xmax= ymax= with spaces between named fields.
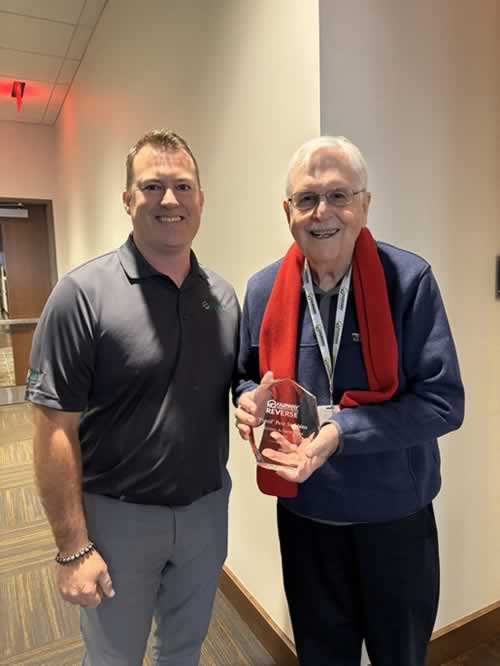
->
xmin=285 ymin=136 xmax=368 ymax=195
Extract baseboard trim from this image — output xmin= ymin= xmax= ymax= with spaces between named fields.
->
xmin=220 ymin=566 xmax=500 ymax=666
xmin=427 ymin=600 xmax=500 ymax=665
xmin=219 ymin=566 xmax=298 ymax=665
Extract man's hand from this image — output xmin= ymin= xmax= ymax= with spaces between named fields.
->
xmin=234 ymin=371 xmax=274 ymax=440
xmin=57 ymin=549 xmax=115 ymax=608
xmin=261 ymin=422 xmax=340 ymax=482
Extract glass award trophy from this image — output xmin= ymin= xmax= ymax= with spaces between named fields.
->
xmin=248 ymin=378 xmax=320 ymax=471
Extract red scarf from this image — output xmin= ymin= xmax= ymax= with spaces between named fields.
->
xmin=257 ymin=228 xmax=399 ymax=497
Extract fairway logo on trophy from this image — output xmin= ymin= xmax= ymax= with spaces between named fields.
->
xmin=249 ymin=378 xmax=319 ymax=471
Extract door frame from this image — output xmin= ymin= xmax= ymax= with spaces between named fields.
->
xmin=0 ymin=197 xmax=58 ymax=404
xmin=0 ymin=197 xmax=58 ymax=287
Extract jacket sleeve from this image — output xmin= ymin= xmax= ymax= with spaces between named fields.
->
xmin=229 ymin=289 xmax=243 ymax=406
xmin=332 ymin=266 xmax=464 ymax=455
xmin=233 ymin=289 xmax=260 ymax=405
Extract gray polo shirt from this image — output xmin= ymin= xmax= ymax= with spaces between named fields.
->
xmin=26 ymin=235 xmax=240 ymax=506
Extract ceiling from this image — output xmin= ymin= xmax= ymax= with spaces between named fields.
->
xmin=0 ymin=0 xmax=107 ymax=126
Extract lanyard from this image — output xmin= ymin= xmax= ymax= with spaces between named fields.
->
xmin=302 ymin=260 xmax=352 ymax=407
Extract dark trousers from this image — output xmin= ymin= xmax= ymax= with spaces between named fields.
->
xmin=277 ymin=503 xmax=440 ymax=666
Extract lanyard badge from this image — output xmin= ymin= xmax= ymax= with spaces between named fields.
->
xmin=302 ymin=260 xmax=352 ymax=407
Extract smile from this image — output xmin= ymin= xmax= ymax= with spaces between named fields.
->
xmin=156 ymin=215 xmax=184 ymax=223
xmin=309 ymin=229 xmax=340 ymax=239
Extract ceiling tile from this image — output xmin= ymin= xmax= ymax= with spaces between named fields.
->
xmin=43 ymin=107 xmax=58 ymax=125
xmin=45 ymin=83 xmax=68 ymax=111
xmin=79 ymin=0 xmax=107 ymax=27
xmin=0 ymin=12 xmax=74 ymax=57
xmin=0 ymin=0 xmax=85 ymax=25
xmin=0 ymin=47 xmax=61 ymax=82
xmin=42 ymin=82 xmax=68 ymax=124
xmin=56 ymin=59 xmax=79 ymax=85
xmin=66 ymin=24 xmax=93 ymax=60
xmin=0 ymin=0 xmax=105 ymax=125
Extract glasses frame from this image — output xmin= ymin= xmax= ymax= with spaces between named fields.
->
xmin=287 ymin=187 xmax=366 ymax=212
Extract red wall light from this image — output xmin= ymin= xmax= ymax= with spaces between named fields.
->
xmin=11 ymin=80 xmax=26 ymax=112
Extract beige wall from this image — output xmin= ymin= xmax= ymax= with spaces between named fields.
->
xmin=0 ymin=121 xmax=56 ymax=201
xmin=54 ymin=0 xmax=320 ymax=638
xmin=319 ymin=0 xmax=500 ymax=630
xmin=54 ymin=0 xmax=320 ymax=285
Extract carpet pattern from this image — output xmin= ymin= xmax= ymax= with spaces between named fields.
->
xmin=0 ymin=403 xmax=276 ymax=665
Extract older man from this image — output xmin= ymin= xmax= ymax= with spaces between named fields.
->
xmin=27 ymin=130 xmax=240 ymax=665
xmin=235 ymin=136 xmax=464 ymax=665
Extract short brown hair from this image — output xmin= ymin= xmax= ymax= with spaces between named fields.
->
xmin=125 ymin=129 xmax=200 ymax=192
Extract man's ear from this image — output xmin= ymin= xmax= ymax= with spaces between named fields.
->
xmin=283 ymin=199 xmax=291 ymax=225
xmin=361 ymin=192 xmax=371 ymax=228
xmin=122 ymin=191 xmax=131 ymax=215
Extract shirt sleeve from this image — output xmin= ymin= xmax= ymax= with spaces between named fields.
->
xmin=332 ymin=266 xmax=465 ymax=455
xmin=25 ymin=275 xmax=96 ymax=411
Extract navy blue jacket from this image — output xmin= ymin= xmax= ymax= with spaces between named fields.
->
xmin=236 ymin=241 xmax=464 ymax=523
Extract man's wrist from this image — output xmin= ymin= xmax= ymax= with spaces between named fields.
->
xmin=55 ymin=530 xmax=90 ymax=558
xmin=320 ymin=420 xmax=344 ymax=456
xmin=55 ymin=541 xmax=95 ymax=565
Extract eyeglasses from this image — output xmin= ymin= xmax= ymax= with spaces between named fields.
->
xmin=288 ymin=187 xmax=366 ymax=212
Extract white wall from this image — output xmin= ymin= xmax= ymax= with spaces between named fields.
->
xmin=319 ymin=0 xmax=500 ymax=631
xmin=0 ymin=121 xmax=56 ymax=201
xmin=54 ymin=0 xmax=320 ymax=638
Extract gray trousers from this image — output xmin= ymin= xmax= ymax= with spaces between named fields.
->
xmin=80 ymin=471 xmax=231 ymax=666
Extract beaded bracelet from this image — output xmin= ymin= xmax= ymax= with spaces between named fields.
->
xmin=55 ymin=541 xmax=95 ymax=565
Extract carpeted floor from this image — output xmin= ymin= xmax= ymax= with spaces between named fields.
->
xmin=0 ymin=402 xmax=276 ymax=666
xmin=0 ymin=344 xmax=15 ymax=387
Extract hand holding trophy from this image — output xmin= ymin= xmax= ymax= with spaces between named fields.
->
xmin=236 ymin=375 xmax=340 ymax=482
xmin=248 ymin=378 xmax=320 ymax=472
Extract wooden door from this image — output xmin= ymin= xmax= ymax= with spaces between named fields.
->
xmin=1 ymin=205 xmax=53 ymax=385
